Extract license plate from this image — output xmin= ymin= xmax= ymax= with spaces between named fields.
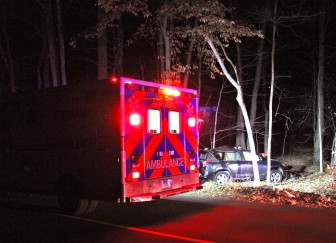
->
xmin=161 ymin=179 xmax=172 ymax=190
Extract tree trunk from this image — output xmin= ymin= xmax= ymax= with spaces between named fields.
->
xmin=266 ymin=0 xmax=277 ymax=185
xmin=198 ymin=55 xmax=202 ymax=97
xmin=236 ymin=109 xmax=246 ymax=148
xmin=157 ymin=29 xmax=164 ymax=81
xmin=37 ymin=11 xmax=49 ymax=89
xmin=56 ymin=0 xmax=67 ymax=86
xmin=249 ymin=0 xmax=268 ymax=136
xmin=235 ymin=43 xmax=246 ymax=149
xmin=183 ymin=37 xmax=196 ymax=88
xmin=314 ymin=0 xmax=326 ymax=172
xmin=264 ymin=107 xmax=269 ymax=153
xmin=332 ymin=133 xmax=336 ymax=168
xmin=46 ymin=0 xmax=59 ymax=87
xmin=97 ymin=6 xmax=108 ymax=81
xmin=160 ymin=14 xmax=171 ymax=72
xmin=183 ymin=20 xmax=198 ymax=88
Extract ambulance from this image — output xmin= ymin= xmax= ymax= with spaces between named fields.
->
xmin=0 ymin=76 xmax=202 ymax=214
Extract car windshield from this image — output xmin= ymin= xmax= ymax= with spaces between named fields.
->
xmin=199 ymin=152 xmax=208 ymax=160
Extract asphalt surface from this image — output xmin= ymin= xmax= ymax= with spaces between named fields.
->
xmin=1 ymin=193 xmax=336 ymax=242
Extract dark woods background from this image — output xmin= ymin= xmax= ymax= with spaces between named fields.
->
xmin=1 ymin=0 xmax=335 ymax=162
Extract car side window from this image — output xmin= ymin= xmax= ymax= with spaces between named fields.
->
xmin=224 ymin=152 xmax=242 ymax=161
xmin=214 ymin=153 xmax=223 ymax=160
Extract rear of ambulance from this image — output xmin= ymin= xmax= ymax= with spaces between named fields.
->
xmin=120 ymin=77 xmax=202 ymax=202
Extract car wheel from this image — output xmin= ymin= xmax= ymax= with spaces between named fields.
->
xmin=214 ymin=171 xmax=230 ymax=185
xmin=270 ymin=170 xmax=283 ymax=183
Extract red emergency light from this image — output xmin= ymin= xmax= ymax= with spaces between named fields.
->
xmin=161 ymin=88 xmax=181 ymax=97
xmin=109 ymin=75 xmax=119 ymax=84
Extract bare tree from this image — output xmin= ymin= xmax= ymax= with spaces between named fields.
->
xmin=97 ymin=0 xmax=149 ymax=80
xmin=249 ymin=0 xmax=269 ymax=150
xmin=207 ymin=39 xmax=261 ymax=185
xmin=314 ymin=0 xmax=327 ymax=172
xmin=137 ymin=0 xmax=263 ymax=185
xmin=56 ymin=0 xmax=66 ymax=86
xmin=266 ymin=0 xmax=277 ymax=185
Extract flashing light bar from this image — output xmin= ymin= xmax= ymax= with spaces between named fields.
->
xmin=161 ymin=88 xmax=181 ymax=97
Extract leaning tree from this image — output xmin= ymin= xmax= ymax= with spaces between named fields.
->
xmin=157 ymin=0 xmax=264 ymax=185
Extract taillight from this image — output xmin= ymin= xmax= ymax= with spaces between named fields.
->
xmin=130 ymin=114 xmax=140 ymax=125
xmin=189 ymin=158 xmax=196 ymax=171
xmin=132 ymin=171 xmax=140 ymax=179
xmin=190 ymin=164 xmax=196 ymax=171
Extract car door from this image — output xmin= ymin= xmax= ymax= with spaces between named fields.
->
xmin=242 ymin=151 xmax=268 ymax=179
xmin=257 ymin=155 xmax=267 ymax=179
xmin=223 ymin=151 xmax=247 ymax=179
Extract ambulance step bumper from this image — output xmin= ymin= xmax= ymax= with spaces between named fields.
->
xmin=127 ymin=183 xmax=203 ymax=202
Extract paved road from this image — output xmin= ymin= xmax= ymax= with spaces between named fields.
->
xmin=0 ymin=193 xmax=335 ymax=242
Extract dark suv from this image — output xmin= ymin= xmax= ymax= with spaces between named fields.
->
xmin=199 ymin=146 xmax=287 ymax=185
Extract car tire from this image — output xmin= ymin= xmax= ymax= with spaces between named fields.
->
xmin=214 ymin=171 xmax=230 ymax=185
xmin=270 ymin=170 xmax=283 ymax=183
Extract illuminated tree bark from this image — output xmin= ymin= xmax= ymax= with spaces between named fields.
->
xmin=266 ymin=0 xmax=277 ymax=185
xmin=314 ymin=0 xmax=326 ymax=172
xmin=207 ymin=39 xmax=261 ymax=186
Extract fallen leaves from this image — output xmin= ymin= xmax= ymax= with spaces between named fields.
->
xmin=235 ymin=187 xmax=336 ymax=209
xmin=192 ymin=169 xmax=336 ymax=209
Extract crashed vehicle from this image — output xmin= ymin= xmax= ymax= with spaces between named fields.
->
xmin=199 ymin=146 xmax=287 ymax=185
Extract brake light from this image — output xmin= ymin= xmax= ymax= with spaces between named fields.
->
xmin=190 ymin=158 xmax=196 ymax=171
xmin=130 ymin=114 xmax=140 ymax=125
xmin=188 ymin=117 xmax=196 ymax=127
xmin=190 ymin=164 xmax=196 ymax=171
